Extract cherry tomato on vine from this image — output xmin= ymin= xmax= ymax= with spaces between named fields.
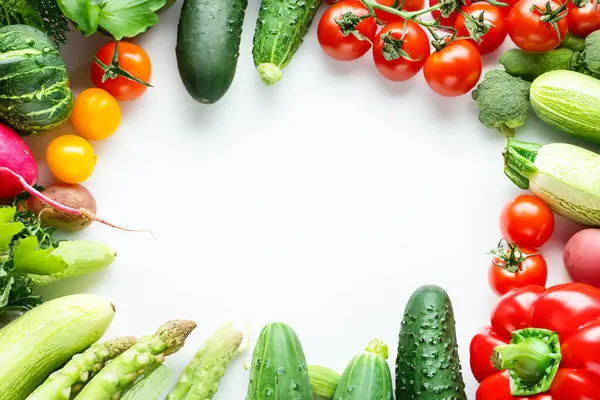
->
xmin=423 ymin=40 xmax=482 ymax=97
xmin=373 ymin=21 xmax=430 ymax=81
xmin=91 ymin=41 xmax=152 ymax=101
xmin=430 ymin=0 xmax=472 ymax=26
xmin=47 ymin=135 xmax=96 ymax=184
xmin=318 ymin=1 xmax=378 ymax=61
xmin=507 ymin=0 xmax=568 ymax=52
xmin=454 ymin=3 xmax=507 ymax=54
xmin=71 ymin=88 xmax=122 ymax=141
xmin=568 ymin=0 xmax=600 ymax=38
xmin=374 ymin=0 xmax=426 ymax=23
xmin=500 ymin=195 xmax=555 ymax=248
xmin=488 ymin=242 xmax=548 ymax=296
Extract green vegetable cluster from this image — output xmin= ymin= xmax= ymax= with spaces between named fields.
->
xmin=0 ymin=0 xmax=69 ymax=44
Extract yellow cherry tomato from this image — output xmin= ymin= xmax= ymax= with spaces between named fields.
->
xmin=47 ymin=135 xmax=96 ymax=183
xmin=71 ymin=88 xmax=121 ymax=141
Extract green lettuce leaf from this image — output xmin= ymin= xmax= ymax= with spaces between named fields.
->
xmin=0 ymin=207 xmax=24 ymax=253
xmin=13 ymin=236 xmax=67 ymax=275
xmin=57 ymin=0 xmax=165 ymax=39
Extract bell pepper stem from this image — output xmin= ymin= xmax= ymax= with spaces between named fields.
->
xmin=492 ymin=328 xmax=561 ymax=396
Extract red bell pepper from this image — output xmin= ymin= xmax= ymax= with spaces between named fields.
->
xmin=470 ymin=283 xmax=600 ymax=400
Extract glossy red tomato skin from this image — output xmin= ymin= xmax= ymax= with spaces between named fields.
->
xmin=423 ymin=40 xmax=482 ymax=97
xmin=454 ymin=3 xmax=507 ymax=54
xmin=470 ymin=326 xmax=508 ymax=383
xmin=430 ymin=0 xmax=472 ymax=26
xmin=318 ymin=1 xmax=378 ymax=61
xmin=530 ymin=283 xmax=600 ymax=339
xmin=375 ymin=0 xmax=425 ymax=22
xmin=500 ymin=195 xmax=555 ymax=248
xmin=91 ymin=42 xmax=152 ymax=101
xmin=373 ymin=21 xmax=431 ymax=81
xmin=507 ymin=0 xmax=568 ymax=52
xmin=568 ymin=0 xmax=600 ymax=38
xmin=490 ymin=284 xmax=546 ymax=339
xmin=488 ymin=247 xmax=547 ymax=296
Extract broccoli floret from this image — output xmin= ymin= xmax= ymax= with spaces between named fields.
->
xmin=471 ymin=70 xmax=532 ymax=137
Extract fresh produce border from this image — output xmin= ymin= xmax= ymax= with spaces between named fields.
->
xmin=1 ymin=0 xmax=600 ymax=398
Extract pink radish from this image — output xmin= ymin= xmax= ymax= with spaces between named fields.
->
xmin=0 ymin=123 xmax=149 ymax=234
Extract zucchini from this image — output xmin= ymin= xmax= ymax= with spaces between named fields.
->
xmin=247 ymin=322 xmax=312 ymax=400
xmin=176 ymin=0 xmax=248 ymax=104
xmin=395 ymin=285 xmax=467 ymax=400
xmin=0 ymin=294 xmax=115 ymax=399
xmin=333 ymin=339 xmax=393 ymax=400
xmin=531 ymin=70 xmax=600 ymax=144
xmin=308 ymin=365 xmax=340 ymax=400
xmin=504 ymin=138 xmax=600 ymax=226
xmin=252 ymin=0 xmax=322 ymax=85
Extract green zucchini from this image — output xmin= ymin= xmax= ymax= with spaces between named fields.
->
xmin=247 ymin=322 xmax=312 ymax=400
xmin=0 ymin=294 xmax=115 ymax=400
xmin=252 ymin=0 xmax=322 ymax=85
xmin=176 ymin=0 xmax=248 ymax=104
xmin=333 ymin=339 xmax=394 ymax=400
xmin=531 ymin=70 xmax=600 ymax=144
xmin=308 ymin=365 xmax=340 ymax=400
xmin=395 ymin=285 xmax=467 ymax=400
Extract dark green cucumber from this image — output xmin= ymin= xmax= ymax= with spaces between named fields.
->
xmin=395 ymin=285 xmax=467 ymax=400
xmin=176 ymin=0 xmax=248 ymax=104
xmin=252 ymin=0 xmax=322 ymax=85
xmin=247 ymin=322 xmax=312 ymax=400
xmin=333 ymin=339 xmax=394 ymax=400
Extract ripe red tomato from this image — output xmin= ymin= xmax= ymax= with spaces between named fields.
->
xmin=373 ymin=21 xmax=431 ymax=81
xmin=500 ymin=195 xmax=555 ymax=248
xmin=454 ymin=3 xmax=507 ymax=54
xmin=488 ymin=243 xmax=547 ymax=296
xmin=507 ymin=0 xmax=568 ymax=52
xmin=317 ymin=1 xmax=378 ymax=61
xmin=423 ymin=40 xmax=482 ymax=97
xmin=374 ymin=0 xmax=425 ymax=23
xmin=430 ymin=0 xmax=472 ymax=26
xmin=568 ymin=0 xmax=600 ymax=38
xmin=91 ymin=41 xmax=152 ymax=101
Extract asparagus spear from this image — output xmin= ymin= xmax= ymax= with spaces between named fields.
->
xmin=75 ymin=320 xmax=197 ymax=400
xmin=26 ymin=336 xmax=137 ymax=400
xmin=166 ymin=322 xmax=243 ymax=400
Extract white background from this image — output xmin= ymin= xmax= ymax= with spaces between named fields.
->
xmin=27 ymin=1 xmax=600 ymax=398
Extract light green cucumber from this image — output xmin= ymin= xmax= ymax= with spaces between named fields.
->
xmin=308 ymin=365 xmax=340 ymax=400
xmin=0 ymin=294 xmax=115 ymax=400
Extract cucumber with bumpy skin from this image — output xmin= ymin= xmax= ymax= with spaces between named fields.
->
xmin=333 ymin=339 xmax=394 ymax=400
xmin=247 ymin=322 xmax=313 ymax=400
xmin=395 ymin=285 xmax=467 ymax=400
xmin=252 ymin=0 xmax=322 ymax=85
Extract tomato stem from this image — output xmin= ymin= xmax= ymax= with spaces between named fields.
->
xmin=94 ymin=41 xmax=153 ymax=88
xmin=361 ymin=0 xmax=459 ymax=33
xmin=489 ymin=240 xmax=537 ymax=274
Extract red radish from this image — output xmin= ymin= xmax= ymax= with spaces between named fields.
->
xmin=0 ymin=123 xmax=149 ymax=234
xmin=0 ymin=123 xmax=38 ymax=199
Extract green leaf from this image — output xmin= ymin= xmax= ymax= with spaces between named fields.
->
xmin=13 ymin=237 xmax=67 ymax=275
xmin=0 ymin=277 xmax=14 ymax=308
xmin=56 ymin=0 xmax=100 ymax=35
xmin=0 ymin=207 xmax=17 ymax=224
xmin=97 ymin=0 xmax=166 ymax=40
xmin=0 ymin=222 xmax=24 ymax=253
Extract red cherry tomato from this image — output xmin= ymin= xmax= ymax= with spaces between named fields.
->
xmin=507 ymin=0 xmax=568 ymax=52
xmin=372 ymin=21 xmax=431 ymax=81
xmin=500 ymin=195 xmax=555 ymax=248
xmin=423 ymin=40 xmax=482 ymax=97
xmin=430 ymin=0 xmax=472 ymax=26
xmin=454 ymin=3 xmax=507 ymax=54
xmin=91 ymin=42 xmax=152 ymax=101
xmin=488 ymin=243 xmax=547 ymax=296
xmin=568 ymin=0 xmax=600 ymax=38
xmin=317 ymin=1 xmax=378 ymax=61
xmin=374 ymin=0 xmax=425 ymax=23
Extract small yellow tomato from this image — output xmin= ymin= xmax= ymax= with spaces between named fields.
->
xmin=47 ymin=135 xmax=97 ymax=183
xmin=71 ymin=88 xmax=122 ymax=141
